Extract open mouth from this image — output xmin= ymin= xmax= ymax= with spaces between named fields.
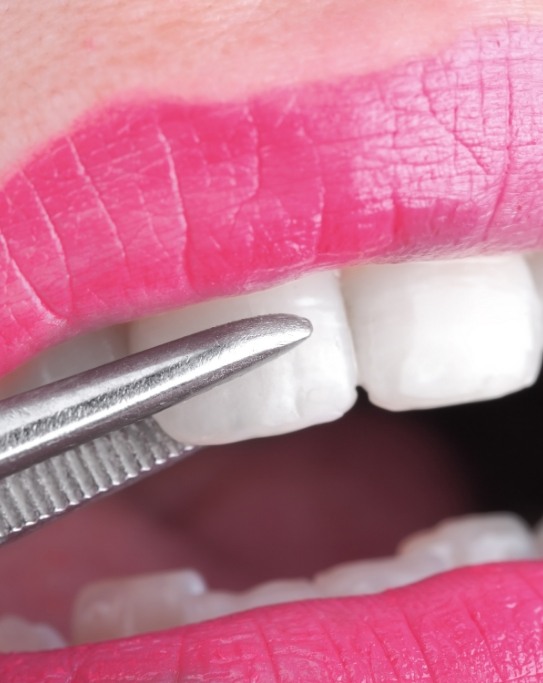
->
xmin=3 ymin=19 xmax=543 ymax=681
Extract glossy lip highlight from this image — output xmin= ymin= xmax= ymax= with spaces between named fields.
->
xmin=2 ymin=562 xmax=543 ymax=681
xmin=2 ymin=23 xmax=543 ymax=377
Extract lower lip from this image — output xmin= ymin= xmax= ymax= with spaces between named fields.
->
xmin=2 ymin=23 xmax=543 ymax=375
xmin=2 ymin=562 xmax=542 ymax=681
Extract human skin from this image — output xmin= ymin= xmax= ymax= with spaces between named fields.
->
xmin=1 ymin=0 xmax=542 ymax=184
xmin=1 ymin=0 xmax=543 ymax=679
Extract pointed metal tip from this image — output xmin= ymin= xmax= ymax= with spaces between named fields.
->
xmin=0 ymin=313 xmax=314 ymax=480
xmin=280 ymin=313 xmax=314 ymax=340
xmin=257 ymin=313 xmax=313 ymax=344
xmin=232 ymin=313 xmax=313 ymax=358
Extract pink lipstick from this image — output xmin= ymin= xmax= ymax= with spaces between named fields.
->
xmin=2 ymin=24 xmax=543 ymax=376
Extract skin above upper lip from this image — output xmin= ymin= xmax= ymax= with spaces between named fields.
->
xmin=2 ymin=2 xmax=543 ymax=679
xmin=3 ymin=22 xmax=543 ymax=378
xmin=2 ymin=562 xmax=543 ymax=681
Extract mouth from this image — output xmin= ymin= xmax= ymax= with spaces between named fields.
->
xmin=3 ymin=20 xmax=543 ymax=681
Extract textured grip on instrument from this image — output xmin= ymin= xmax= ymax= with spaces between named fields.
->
xmin=0 ymin=418 xmax=195 ymax=544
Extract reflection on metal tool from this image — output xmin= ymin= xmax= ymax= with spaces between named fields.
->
xmin=0 ymin=314 xmax=312 ymax=545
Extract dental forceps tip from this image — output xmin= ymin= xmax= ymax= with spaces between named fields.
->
xmin=0 ymin=314 xmax=312 ymax=544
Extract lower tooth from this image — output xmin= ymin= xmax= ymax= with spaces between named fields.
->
xmin=342 ymin=255 xmax=543 ymax=410
xmin=71 ymin=569 xmax=207 ymax=644
xmin=72 ymin=513 xmax=535 ymax=644
xmin=398 ymin=513 xmax=536 ymax=566
xmin=0 ymin=615 xmax=66 ymax=653
xmin=316 ymin=513 xmax=536 ymax=598
xmin=314 ymin=554 xmax=444 ymax=597
xmin=72 ymin=570 xmax=317 ymax=643
xmin=72 ymin=571 xmax=321 ymax=644
xmin=234 ymin=578 xmax=319 ymax=612
xmin=129 ymin=271 xmax=358 ymax=444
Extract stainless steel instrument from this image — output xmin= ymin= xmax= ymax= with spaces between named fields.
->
xmin=0 ymin=314 xmax=312 ymax=545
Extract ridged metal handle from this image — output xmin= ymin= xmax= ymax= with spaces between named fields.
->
xmin=0 ymin=417 xmax=196 ymax=545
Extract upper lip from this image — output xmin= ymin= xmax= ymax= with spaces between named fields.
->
xmin=2 ymin=23 xmax=542 ymax=377
xmin=2 ymin=20 xmax=543 ymax=679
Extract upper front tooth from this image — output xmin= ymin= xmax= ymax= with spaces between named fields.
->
xmin=129 ymin=271 xmax=358 ymax=444
xmin=342 ymin=255 xmax=543 ymax=411
xmin=0 ymin=326 xmax=128 ymax=399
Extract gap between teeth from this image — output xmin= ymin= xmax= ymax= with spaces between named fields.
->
xmin=3 ymin=253 xmax=543 ymax=445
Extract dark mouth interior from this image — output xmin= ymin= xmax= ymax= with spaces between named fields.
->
xmin=2 ymin=372 xmax=542 ymax=641
xmin=429 ymin=370 xmax=543 ymax=525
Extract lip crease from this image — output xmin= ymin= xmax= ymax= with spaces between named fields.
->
xmin=2 ymin=21 xmax=543 ymax=679
xmin=1 ymin=562 xmax=542 ymax=681
xmin=2 ymin=23 xmax=543 ymax=376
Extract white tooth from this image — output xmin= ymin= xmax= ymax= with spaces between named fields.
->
xmin=72 ymin=569 xmax=320 ymax=644
xmin=129 ymin=272 xmax=357 ymax=444
xmin=316 ymin=513 xmax=536 ymax=598
xmin=237 ymin=579 xmax=319 ymax=611
xmin=399 ymin=513 xmax=536 ymax=566
xmin=74 ymin=571 xmax=324 ymax=644
xmin=0 ymin=615 xmax=66 ymax=652
xmin=314 ymin=554 xmax=444 ymax=597
xmin=527 ymin=251 xmax=543 ymax=307
xmin=342 ymin=255 xmax=543 ymax=410
xmin=178 ymin=591 xmax=238 ymax=625
xmin=185 ymin=580 xmax=320 ymax=625
xmin=73 ymin=516 xmax=535 ymax=643
xmin=72 ymin=569 xmax=207 ymax=644
xmin=0 ymin=325 xmax=128 ymax=399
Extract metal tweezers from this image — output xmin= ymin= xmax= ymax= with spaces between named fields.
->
xmin=0 ymin=314 xmax=312 ymax=546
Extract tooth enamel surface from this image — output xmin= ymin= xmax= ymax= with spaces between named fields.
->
xmin=528 ymin=252 xmax=543 ymax=304
xmin=398 ymin=513 xmax=536 ymax=565
xmin=314 ymin=554 xmax=445 ymax=597
xmin=72 ymin=570 xmax=208 ymax=644
xmin=72 ymin=513 xmax=537 ymax=644
xmin=233 ymin=578 xmax=320 ymax=611
xmin=0 ymin=616 xmax=66 ymax=653
xmin=129 ymin=272 xmax=358 ymax=444
xmin=0 ymin=325 xmax=128 ymax=399
xmin=73 ymin=574 xmax=322 ymax=643
xmin=342 ymin=255 xmax=543 ymax=410
xmin=316 ymin=513 xmax=536 ymax=597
